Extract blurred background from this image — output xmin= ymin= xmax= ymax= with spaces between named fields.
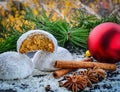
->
xmin=0 ymin=0 xmax=120 ymax=19
xmin=0 ymin=0 xmax=120 ymax=53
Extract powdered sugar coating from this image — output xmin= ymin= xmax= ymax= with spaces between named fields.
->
xmin=17 ymin=30 xmax=58 ymax=53
xmin=32 ymin=47 xmax=73 ymax=71
xmin=0 ymin=51 xmax=34 ymax=80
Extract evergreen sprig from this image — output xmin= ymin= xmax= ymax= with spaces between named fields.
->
xmin=75 ymin=10 xmax=120 ymax=29
xmin=0 ymin=9 xmax=120 ymax=53
xmin=70 ymin=28 xmax=89 ymax=49
xmin=34 ymin=14 xmax=89 ymax=48
xmin=0 ymin=31 xmax=22 ymax=53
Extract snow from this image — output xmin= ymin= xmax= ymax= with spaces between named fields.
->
xmin=0 ymin=51 xmax=120 ymax=92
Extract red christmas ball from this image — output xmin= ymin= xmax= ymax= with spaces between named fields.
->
xmin=88 ymin=22 xmax=120 ymax=63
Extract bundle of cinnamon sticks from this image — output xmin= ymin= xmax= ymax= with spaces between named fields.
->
xmin=52 ymin=58 xmax=117 ymax=78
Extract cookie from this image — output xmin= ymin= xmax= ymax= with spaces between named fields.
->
xmin=32 ymin=47 xmax=73 ymax=71
xmin=0 ymin=51 xmax=34 ymax=80
xmin=17 ymin=30 xmax=58 ymax=54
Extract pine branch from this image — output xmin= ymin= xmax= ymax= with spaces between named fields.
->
xmin=0 ymin=32 xmax=22 ymax=53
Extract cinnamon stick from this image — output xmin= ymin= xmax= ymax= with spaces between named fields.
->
xmin=52 ymin=58 xmax=92 ymax=78
xmin=54 ymin=60 xmax=117 ymax=71
xmin=52 ymin=69 xmax=75 ymax=78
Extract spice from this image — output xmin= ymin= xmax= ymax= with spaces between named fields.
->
xmin=59 ymin=73 xmax=88 ymax=92
xmin=52 ymin=69 xmax=75 ymax=78
xmin=45 ymin=85 xmax=51 ymax=92
xmin=80 ymin=68 xmax=99 ymax=88
xmin=59 ymin=67 xmax=107 ymax=92
xmin=54 ymin=60 xmax=117 ymax=71
xmin=93 ymin=67 xmax=107 ymax=80
xmin=52 ymin=58 xmax=92 ymax=78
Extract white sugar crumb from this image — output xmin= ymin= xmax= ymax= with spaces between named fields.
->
xmin=0 ymin=52 xmax=120 ymax=92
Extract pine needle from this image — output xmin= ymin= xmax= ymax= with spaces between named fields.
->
xmin=0 ymin=9 xmax=120 ymax=53
xmin=0 ymin=32 xmax=22 ymax=53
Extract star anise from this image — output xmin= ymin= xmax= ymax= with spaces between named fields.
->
xmin=76 ymin=75 xmax=88 ymax=90
xmin=60 ymin=73 xmax=88 ymax=92
xmin=93 ymin=67 xmax=106 ymax=81
xmin=80 ymin=68 xmax=99 ymax=87
xmin=58 ymin=67 xmax=106 ymax=92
